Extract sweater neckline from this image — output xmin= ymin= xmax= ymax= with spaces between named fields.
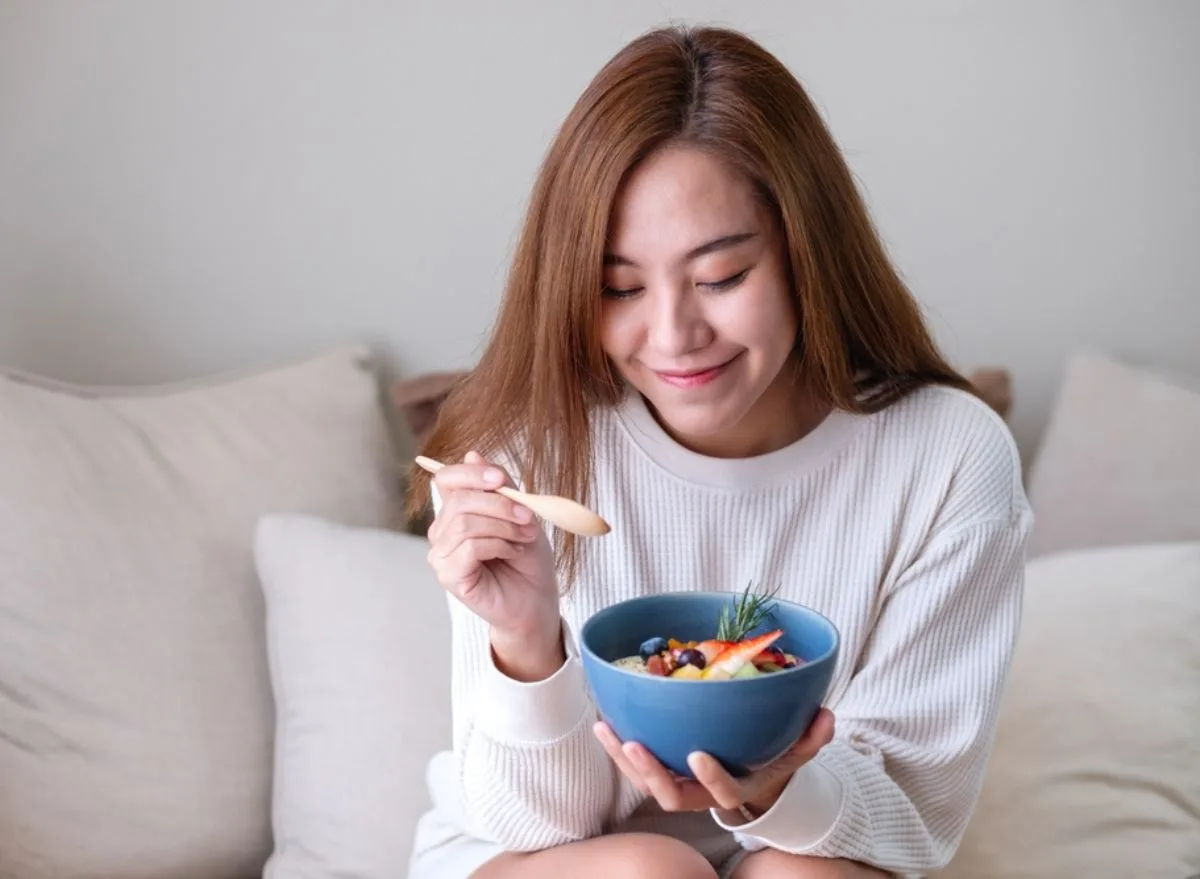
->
xmin=613 ymin=388 xmax=868 ymax=490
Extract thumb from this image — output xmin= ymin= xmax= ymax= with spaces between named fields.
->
xmin=791 ymin=708 xmax=835 ymax=764
xmin=768 ymin=708 xmax=835 ymax=777
xmin=463 ymin=449 xmax=518 ymax=490
xmin=743 ymin=710 xmax=835 ymax=811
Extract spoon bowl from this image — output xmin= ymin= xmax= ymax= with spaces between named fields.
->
xmin=414 ymin=455 xmax=611 ymax=537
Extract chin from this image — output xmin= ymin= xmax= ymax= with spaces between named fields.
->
xmin=642 ymin=395 xmax=749 ymax=443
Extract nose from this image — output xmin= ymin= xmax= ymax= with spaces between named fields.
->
xmin=646 ymin=283 xmax=712 ymax=358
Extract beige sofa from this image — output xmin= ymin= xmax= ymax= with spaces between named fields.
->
xmin=0 ymin=345 xmax=1196 ymax=878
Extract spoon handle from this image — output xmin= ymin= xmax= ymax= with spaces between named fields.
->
xmin=414 ymin=454 xmax=525 ymax=502
xmin=413 ymin=455 xmax=611 ymax=537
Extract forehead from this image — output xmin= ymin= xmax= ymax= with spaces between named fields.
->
xmin=606 ymin=145 xmax=764 ymax=257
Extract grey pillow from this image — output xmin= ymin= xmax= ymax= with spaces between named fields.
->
xmin=1026 ymin=350 xmax=1200 ymax=557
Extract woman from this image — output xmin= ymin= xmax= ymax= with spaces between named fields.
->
xmin=407 ymin=23 xmax=1031 ymax=879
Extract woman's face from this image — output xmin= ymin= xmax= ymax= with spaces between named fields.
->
xmin=600 ymin=145 xmax=802 ymax=458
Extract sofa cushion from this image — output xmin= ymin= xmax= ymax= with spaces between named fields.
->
xmin=936 ymin=540 xmax=1200 ymax=879
xmin=1026 ymin=351 xmax=1200 ymax=557
xmin=0 ymin=346 xmax=400 ymax=879
xmin=253 ymin=514 xmax=451 ymax=877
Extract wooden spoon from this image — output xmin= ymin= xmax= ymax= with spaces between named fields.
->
xmin=414 ymin=455 xmax=611 ymax=537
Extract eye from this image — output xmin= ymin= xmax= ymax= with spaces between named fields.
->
xmin=699 ymin=268 xmax=750 ymax=292
xmin=601 ymin=285 xmax=643 ymax=300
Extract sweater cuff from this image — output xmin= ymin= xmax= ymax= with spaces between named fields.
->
xmin=473 ymin=617 xmax=592 ymax=746
xmin=710 ymin=754 xmax=845 ymax=853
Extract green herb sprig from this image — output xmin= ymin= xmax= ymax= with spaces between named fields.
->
xmin=716 ymin=580 xmax=782 ymax=642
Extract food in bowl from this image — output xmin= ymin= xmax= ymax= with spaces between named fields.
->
xmin=612 ymin=631 xmax=803 ymax=680
xmin=580 ymin=586 xmax=840 ymax=778
xmin=610 ymin=583 xmax=804 ymax=680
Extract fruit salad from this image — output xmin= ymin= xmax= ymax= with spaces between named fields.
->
xmin=610 ymin=582 xmax=805 ymax=680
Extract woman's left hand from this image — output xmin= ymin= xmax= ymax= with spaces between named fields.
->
xmin=592 ymin=707 xmax=835 ymax=815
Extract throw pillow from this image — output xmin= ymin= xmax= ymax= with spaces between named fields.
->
xmin=253 ymin=514 xmax=451 ymax=877
xmin=936 ymin=540 xmax=1200 ymax=879
xmin=1025 ymin=350 xmax=1200 ymax=557
xmin=0 ymin=346 xmax=401 ymax=879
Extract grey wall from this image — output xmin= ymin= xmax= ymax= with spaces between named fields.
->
xmin=1 ymin=1 xmax=1197 ymax=457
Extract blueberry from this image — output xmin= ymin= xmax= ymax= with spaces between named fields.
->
xmin=678 ymin=648 xmax=706 ymax=669
xmin=639 ymin=636 xmax=668 ymax=660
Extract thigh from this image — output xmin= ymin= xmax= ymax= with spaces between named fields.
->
xmin=731 ymin=849 xmax=891 ymax=879
xmin=471 ymin=832 xmax=719 ymax=879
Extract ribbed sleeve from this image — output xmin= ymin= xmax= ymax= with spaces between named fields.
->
xmin=447 ymin=605 xmax=638 ymax=850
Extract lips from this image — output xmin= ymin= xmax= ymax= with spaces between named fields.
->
xmin=652 ymin=354 xmax=741 ymax=389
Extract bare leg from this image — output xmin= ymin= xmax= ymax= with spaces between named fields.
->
xmin=470 ymin=832 xmax=718 ymax=879
xmin=732 ymin=849 xmax=891 ymax=879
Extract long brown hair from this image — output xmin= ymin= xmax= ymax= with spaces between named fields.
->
xmin=407 ymin=24 xmax=972 ymax=585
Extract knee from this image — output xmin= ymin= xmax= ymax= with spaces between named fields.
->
xmin=733 ymin=850 xmax=890 ymax=879
xmin=612 ymin=833 xmax=719 ymax=878
xmin=471 ymin=832 xmax=718 ymax=879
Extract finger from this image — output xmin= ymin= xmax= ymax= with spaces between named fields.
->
xmin=592 ymin=723 xmax=650 ymax=796
xmin=441 ymin=488 xmax=537 ymax=529
xmin=429 ymin=537 xmax=523 ymax=592
xmin=429 ymin=489 xmax=537 ymax=543
xmin=432 ymin=451 xmax=515 ymax=494
xmin=431 ymin=507 xmax=539 ymax=557
xmin=622 ymin=741 xmax=705 ymax=812
xmin=685 ymin=752 xmax=744 ymax=811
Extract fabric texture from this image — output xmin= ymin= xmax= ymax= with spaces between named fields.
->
xmin=936 ymin=540 xmax=1200 ymax=879
xmin=1026 ymin=350 xmax=1200 ymax=557
xmin=411 ymin=385 xmax=1033 ymax=879
xmin=0 ymin=346 xmax=400 ymax=879
xmin=254 ymin=514 xmax=452 ymax=878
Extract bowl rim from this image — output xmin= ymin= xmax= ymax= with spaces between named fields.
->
xmin=578 ymin=590 xmax=841 ymax=685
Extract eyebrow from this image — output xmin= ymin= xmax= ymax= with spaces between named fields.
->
xmin=603 ymin=231 xmax=759 ymax=267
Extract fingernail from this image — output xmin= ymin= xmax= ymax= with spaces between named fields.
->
xmin=512 ymin=505 xmax=532 ymax=523
xmin=521 ymin=524 xmax=538 ymax=539
xmin=483 ymin=468 xmax=504 ymax=486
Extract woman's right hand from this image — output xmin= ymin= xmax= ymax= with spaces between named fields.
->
xmin=426 ymin=451 xmax=564 ymax=680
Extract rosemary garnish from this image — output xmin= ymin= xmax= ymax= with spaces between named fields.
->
xmin=716 ymin=580 xmax=782 ymax=642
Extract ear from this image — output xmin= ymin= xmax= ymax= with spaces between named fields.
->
xmin=391 ymin=370 xmax=468 ymax=448
xmin=968 ymin=367 xmax=1013 ymax=419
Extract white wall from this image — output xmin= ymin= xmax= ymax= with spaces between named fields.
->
xmin=1 ymin=1 xmax=1197 ymax=456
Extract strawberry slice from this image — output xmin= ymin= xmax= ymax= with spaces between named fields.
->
xmin=696 ymin=639 xmax=733 ymax=664
xmin=703 ymin=630 xmax=785 ymax=680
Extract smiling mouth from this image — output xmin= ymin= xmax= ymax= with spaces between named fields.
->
xmin=652 ymin=353 xmax=741 ymax=388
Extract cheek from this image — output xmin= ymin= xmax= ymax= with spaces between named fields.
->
xmin=598 ymin=303 xmax=634 ymax=359
xmin=756 ymin=276 xmax=798 ymax=351
xmin=714 ymin=285 xmax=796 ymax=352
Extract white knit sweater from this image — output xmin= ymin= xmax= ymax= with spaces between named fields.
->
xmin=414 ymin=385 xmax=1033 ymax=877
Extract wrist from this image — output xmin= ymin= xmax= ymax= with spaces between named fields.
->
xmin=490 ymin=617 xmax=565 ymax=683
xmin=744 ymin=772 xmax=792 ymax=816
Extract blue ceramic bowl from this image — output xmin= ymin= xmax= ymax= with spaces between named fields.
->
xmin=579 ymin=591 xmax=839 ymax=779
